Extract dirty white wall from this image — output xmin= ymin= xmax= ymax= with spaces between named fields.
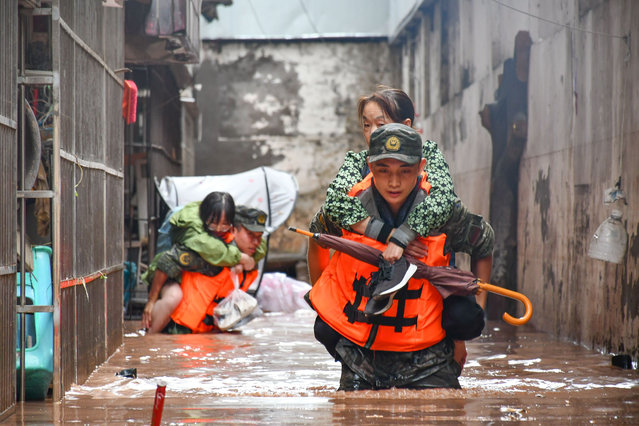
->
xmin=521 ymin=0 xmax=638 ymax=357
xmin=197 ymin=40 xmax=396 ymax=252
xmin=397 ymin=0 xmax=638 ymax=356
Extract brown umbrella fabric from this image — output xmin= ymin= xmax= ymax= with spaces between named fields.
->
xmin=290 ymin=227 xmax=532 ymax=326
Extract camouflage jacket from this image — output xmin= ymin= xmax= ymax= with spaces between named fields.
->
xmin=169 ymin=201 xmax=266 ymax=266
xmin=310 ymin=198 xmax=493 ymax=259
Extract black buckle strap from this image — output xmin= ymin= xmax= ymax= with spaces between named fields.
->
xmin=343 ymin=275 xmax=423 ymax=332
xmin=345 ymin=276 xmax=370 ymax=323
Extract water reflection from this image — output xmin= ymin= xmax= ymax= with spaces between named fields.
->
xmin=5 ymin=311 xmax=639 ymax=424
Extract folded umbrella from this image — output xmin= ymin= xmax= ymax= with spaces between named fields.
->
xmin=290 ymin=227 xmax=532 ymax=326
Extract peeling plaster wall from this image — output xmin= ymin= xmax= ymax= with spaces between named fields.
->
xmin=197 ymin=40 xmax=394 ymax=252
xmin=398 ymin=0 xmax=638 ymax=356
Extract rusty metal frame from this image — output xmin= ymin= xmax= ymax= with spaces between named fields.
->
xmin=0 ymin=1 xmax=18 ymax=418
xmin=15 ymin=2 xmax=60 ymax=403
xmin=50 ymin=0 xmax=61 ymax=402
xmin=16 ymin=0 xmax=125 ymax=403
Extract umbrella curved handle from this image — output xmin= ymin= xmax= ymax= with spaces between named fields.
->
xmin=477 ymin=282 xmax=533 ymax=326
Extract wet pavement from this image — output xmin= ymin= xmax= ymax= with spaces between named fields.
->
xmin=6 ymin=310 xmax=639 ymax=424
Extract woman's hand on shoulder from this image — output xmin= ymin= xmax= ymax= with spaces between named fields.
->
xmin=239 ymin=253 xmax=256 ymax=271
xmin=404 ymin=239 xmax=428 ymax=259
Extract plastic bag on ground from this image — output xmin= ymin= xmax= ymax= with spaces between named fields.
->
xmin=256 ymin=272 xmax=312 ymax=313
xmin=214 ymin=270 xmax=258 ymax=331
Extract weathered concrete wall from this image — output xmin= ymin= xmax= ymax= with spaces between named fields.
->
xmin=197 ymin=40 xmax=395 ymax=252
xmin=521 ymin=0 xmax=638 ymax=356
xmin=397 ymin=0 xmax=638 ymax=356
xmin=195 ymin=0 xmax=638 ymax=357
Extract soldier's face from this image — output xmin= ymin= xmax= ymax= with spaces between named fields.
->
xmin=234 ymin=225 xmax=262 ymax=255
xmin=368 ymin=158 xmax=425 ymax=214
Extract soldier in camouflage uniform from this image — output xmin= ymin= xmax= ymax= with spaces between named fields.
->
xmin=142 ymin=193 xmax=266 ymax=333
xmin=309 ymin=87 xmax=493 ymax=284
xmin=308 ymin=87 xmax=494 ymax=368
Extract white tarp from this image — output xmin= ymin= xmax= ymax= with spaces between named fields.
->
xmin=155 ymin=166 xmax=298 ymax=234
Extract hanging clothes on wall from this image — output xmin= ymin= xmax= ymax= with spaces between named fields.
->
xmin=122 ymin=79 xmax=138 ymax=124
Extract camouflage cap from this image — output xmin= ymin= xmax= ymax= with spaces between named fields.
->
xmin=368 ymin=123 xmax=423 ymax=165
xmin=235 ymin=205 xmax=268 ymax=232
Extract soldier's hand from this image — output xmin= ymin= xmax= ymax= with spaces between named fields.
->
xmin=453 ymin=340 xmax=467 ymax=371
xmin=382 ymin=242 xmax=404 ymax=262
xmin=142 ymin=300 xmax=155 ymax=330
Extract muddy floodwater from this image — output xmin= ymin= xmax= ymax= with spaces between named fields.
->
xmin=7 ymin=310 xmax=639 ymax=424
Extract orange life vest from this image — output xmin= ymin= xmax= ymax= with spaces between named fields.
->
xmin=171 ymin=268 xmax=257 ymax=333
xmin=309 ymin=172 xmax=449 ymax=352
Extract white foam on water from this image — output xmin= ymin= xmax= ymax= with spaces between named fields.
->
xmin=567 ymin=380 xmax=639 ymax=390
xmin=508 ymin=358 xmax=542 ymax=366
xmin=459 ymin=377 xmax=567 ymax=392
xmin=524 ymin=368 xmax=564 ymax=373
xmin=479 ymin=354 xmax=508 ymax=361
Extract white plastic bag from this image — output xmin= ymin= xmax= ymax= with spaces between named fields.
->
xmin=229 ymin=305 xmax=263 ymax=330
xmin=256 ymin=272 xmax=312 ymax=313
xmin=213 ymin=270 xmax=258 ymax=331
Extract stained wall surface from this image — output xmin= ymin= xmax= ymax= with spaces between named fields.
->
xmin=197 ymin=40 xmax=396 ymax=251
xmin=195 ymin=0 xmax=638 ymax=357
xmin=397 ymin=0 xmax=638 ymax=356
xmin=520 ymin=0 xmax=638 ymax=356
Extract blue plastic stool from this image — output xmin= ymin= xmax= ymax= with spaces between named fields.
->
xmin=16 ymin=245 xmax=53 ymax=400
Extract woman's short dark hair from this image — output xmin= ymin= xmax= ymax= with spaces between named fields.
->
xmin=357 ymin=85 xmax=415 ymax=127
xmin=199 ymin=191 xmax=235 ymax=230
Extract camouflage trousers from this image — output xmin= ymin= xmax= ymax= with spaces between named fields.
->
xmin=142 ymin=244 xmax=223 ymax=286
